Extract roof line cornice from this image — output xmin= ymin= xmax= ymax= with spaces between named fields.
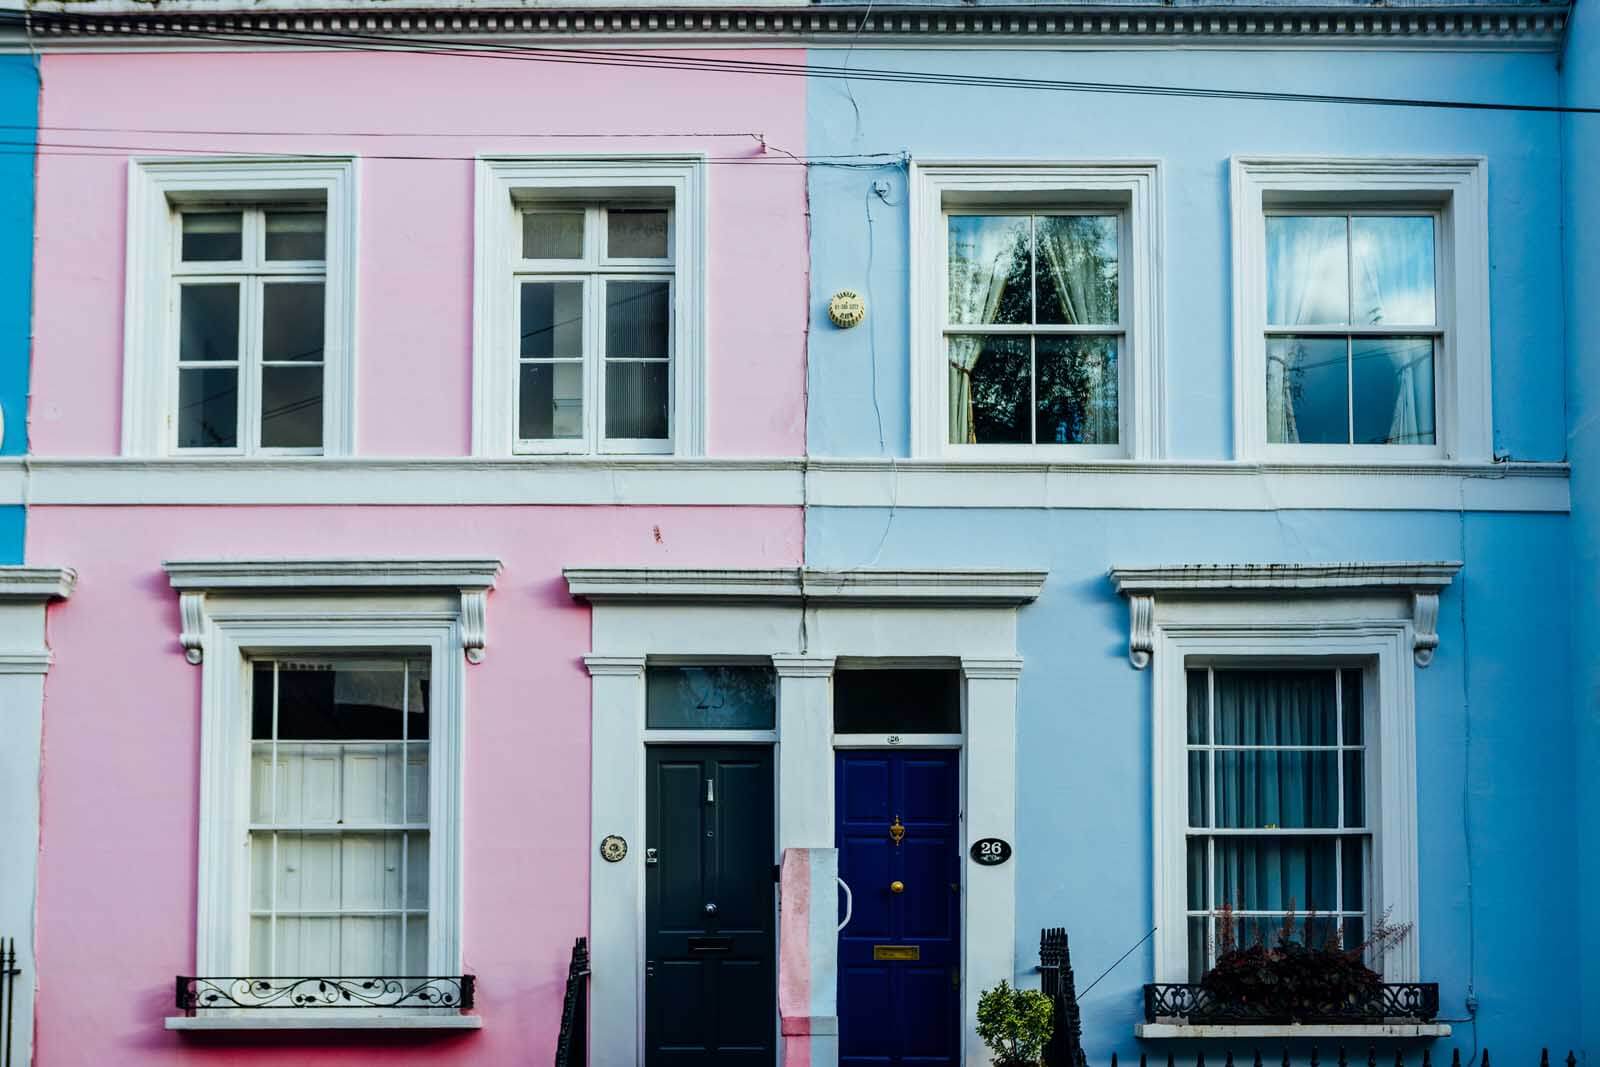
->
xmin=6 ymin=4 xmax=1570 ymax=52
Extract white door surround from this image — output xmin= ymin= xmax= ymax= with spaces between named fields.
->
xmin=569 ymin=567 xmax=1047 ymax=1067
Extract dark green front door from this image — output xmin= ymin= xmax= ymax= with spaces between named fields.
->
xmin=645 ymin=746 xmax=776 ymax=1066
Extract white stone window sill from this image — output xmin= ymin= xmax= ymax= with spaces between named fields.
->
xmin=166 ymin=1014 xmax=483 ymax=1031
xmin=1136 ymin=1023 xmax=1452 ymax=1040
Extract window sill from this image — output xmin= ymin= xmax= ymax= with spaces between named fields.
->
xmin=166 ymin=1014 xmax=483 ymax=1031
xmin=1135 ymin=1023 xmax=1451 ymax=1040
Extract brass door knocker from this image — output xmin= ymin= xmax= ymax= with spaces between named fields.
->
xmin=889 ymin=814 xmax=906 ymax=847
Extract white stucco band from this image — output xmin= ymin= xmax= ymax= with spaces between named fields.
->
xmin=570 ymin=567 xmax=1045 ymax=1067
xmin=0 ymin=567 xmax=77 ymax=1067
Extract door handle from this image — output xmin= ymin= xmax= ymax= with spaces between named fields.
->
xmin=890 ymin=880 xmax=905 ymax=894
xmin=704 ymin=901 xmax=718 ymax=915
xmin=837 ymin=877 xmax=854 ymax=932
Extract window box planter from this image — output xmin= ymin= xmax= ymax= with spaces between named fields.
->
xmin=1142 ymin=982 xmax=1441 ymax=1028
xmin=166 ymin=975 xmax=481 ymax=1031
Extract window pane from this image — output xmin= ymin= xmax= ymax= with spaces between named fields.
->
xmin=1216 ymin=751 xmax=1339 ymax=828
xmin=522 ymin=210 xmax=585 ymax=259
xmin=1036 ymin=335 xmax=1117 ymax=445
xmin=1352 ymin=337 xmax=1435 ymax=445
xmin=1341 ymin=669 xmax=1364 ymax=745
xmin=833 ymin=669 xmax=961 ymax=734
xmin=1343 ymin=752 xmax=1365 ymax=827
xmin=1266 ymin=337 xmax=1348 ymax=444
xmin=947 ymin=215 xmax=1030 ymax=326
xmin=519 ymin=361 xmax=584 ymax=440
xmin=264 ymin=211 xmax=327 ymax=261
xmin=1352 ymin=216 xmax=1434 ymax=325
xmin=252 ymin=665 xmax=275 ymax=740
xmin=1187 ymin=669 xmax=1209 ymax=744
xmin=520 ymin=282 xmax=584 ymax=358
xmin=1188 ymin=752 xmax=1209 ymax=827
xmin=1214 ymin=670 xmax=1338 ymax=746
xmin=1187 ymin=917 xmax=1209 ymax=982
xmin=177 ymin=368 xmax=238 ymax=448
xmin=1187 ymin=838 xmax=1207 ymax=910
xmin=1214 ymin=836 xmax=1338 ymax=912
xmin=606 ymin=280 xmax=670 ymax=358
xmin=181 ymin=212 xmax=243 ymax=262
xmin=1342 ymin=837 xmax=1366 ymax=911
xmin=1266 ymin=216 xmax=1348 ymax=325
xmin=1034 ymin=215 xmax=1118 ymax=325
xmin=275 ymin=662 xmax=410 ymax=740
xmin=179 ymin=284 xmax=240 ymax=363
xmin=261 ymin=366 xmax=324 ymax=449
xmin=607 ymin=208 xmax=669 ymax=259
xmin=262 ymin=282 xmax=326 ymax=362
xmin=950 ymin=336 xmax=1028 ymax=444
xmin=605 ymin=362 xmax=669 ymax=440
xmin=646 ymin=665 xmax=777 ymax=730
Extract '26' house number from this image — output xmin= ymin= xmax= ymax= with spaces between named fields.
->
xmin=970 ymin=838 xmax=1013 ymax=866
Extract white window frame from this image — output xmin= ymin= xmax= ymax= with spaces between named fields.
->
xmin=473 ymin=157 xmax=707 ymax=457
xmin=123 ymin=157 xmax=359 ymax=458
xmin=164 ymin=560 xmax=499 ymax=1029
xmin=909 ymin=161 xmax=1165 ymax=460
xmin=1231 ymin=156 xmax=1490 ymax=463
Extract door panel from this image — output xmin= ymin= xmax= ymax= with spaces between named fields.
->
xmin=646 ymin=746 xmax=775 ymax=1067
xmin=836 ymin=750 xmax=961 ymax=1066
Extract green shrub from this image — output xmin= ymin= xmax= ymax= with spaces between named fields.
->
xmin=976 ymin=980 xmax=1054 ymax=1067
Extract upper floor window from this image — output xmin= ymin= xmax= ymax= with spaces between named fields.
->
xmin=911 ymin=162 xmax=1164 ymax=460
xmin=945 ymin=212 xmax=1122 ymax=447
xmin=474 ymin=158 xmax=707 ymax=457
xmin=1232 ymin=157 xmax=1490 ymax=463
xmin=1265 ymin=213 xmax=1438 ymax=448
xmin=175 ymin=207 xmax=328 ymax=452
xmin=123 ymin=158 xmax=357 ymax=458
xmin=516 ymin=203 xmax=673 ymax=451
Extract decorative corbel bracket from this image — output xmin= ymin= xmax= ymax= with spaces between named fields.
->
xmin=460 ymin=587 xmax=489 ymax=665
xmin=179 ymin=590 xmax=207 ymax=664
xmin=1109 ymin=561 xmax=1462 ymax=671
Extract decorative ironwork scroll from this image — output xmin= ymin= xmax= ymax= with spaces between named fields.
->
xmin=175 ymin=975 xmax=475 ymax=1013
xmin=1142 ymin=981 xmax=1440 ymax=1024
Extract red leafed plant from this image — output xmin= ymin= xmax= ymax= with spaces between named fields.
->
xmin=1197 ymin=903 xmax=1411 ymax=1023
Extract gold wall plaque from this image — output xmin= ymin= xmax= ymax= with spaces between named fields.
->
xmin=872 ymin=945 xmax=921 ymax=961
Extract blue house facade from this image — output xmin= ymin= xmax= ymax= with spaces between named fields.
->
xmin=0 ymin=51 xmax=34 ymax=557
xmin=805 ymin=7 xmax=1585 ymax=1059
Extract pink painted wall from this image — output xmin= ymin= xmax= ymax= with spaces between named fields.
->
xmin=29 ymin=49 xmax=808 ymax=456
xmin=26 ymin=504 xmax=802 ymax=1065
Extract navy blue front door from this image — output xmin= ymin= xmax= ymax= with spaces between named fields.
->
xmin=836 ymin=750 xmax=961 ymax=1066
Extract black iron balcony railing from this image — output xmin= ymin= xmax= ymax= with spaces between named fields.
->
xmin=175 ymin=975 xmax=475 ymax=1014
xmin=1143 ymin=982 xmax=1440 ymax=1025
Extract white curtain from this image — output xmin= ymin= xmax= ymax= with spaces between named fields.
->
xmin=946 ymin=221 xmax=1020 ymax=444
xmin=1034 ymin=218 xmax=1119 ymax=443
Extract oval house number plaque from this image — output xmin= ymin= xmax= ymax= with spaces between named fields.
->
xmin=970 ymin=838 xmax=1012 ymax=866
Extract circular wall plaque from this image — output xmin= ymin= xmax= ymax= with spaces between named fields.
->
xmin=599 ymin=834 xmax=628 ymax=863
xmin=828 ymin=289 xmax=866 ymax=329
xmin=970 ymin=838 xmax=1013 ymax=866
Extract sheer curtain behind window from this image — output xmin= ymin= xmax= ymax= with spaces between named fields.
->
xmin=1036 ymin=216 xmax=1119 ymax=444
xmin=947 ymin=220 xmax=1020 ymax=444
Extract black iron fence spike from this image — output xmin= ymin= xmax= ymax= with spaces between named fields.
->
xmin=1336 ymin=1045 xmax=1345 ymax=1067
xmin=1282 ymin=1050 xmax=1291 ymax=1067
xmin=1368 ymin=1045 xmax=1377 ymax=1067
xmin=1482 ymin=1049 xmax=1490 ymax=1067
xmin=1225 ymin=1051 xmax=1234 ymax=1067
xmin=1567 ymin=1053 xmax=1578 ymax=1067
xmin=1451 ymin=1049 xmax=1461 ymax=1067
xmin=1310 ymin=1045 xmax=1320 ymax=1067
xmin=1540 ymin=1051 xmax=1548 ymax=1067
xmin=1253 ymin=1048 xmax=1263 ymax=1067
xmin=1421 ymin=1048 xmax=1431 ymax=1067
xmin=1168 ymin=1051 xmax=1176 ymax=1067
xmin=1395 ymin=1048 xmax=1405 ymax=1067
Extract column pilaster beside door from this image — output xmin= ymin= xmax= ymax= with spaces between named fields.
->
xmin=773 ymin=655 xmax=837 ymax=850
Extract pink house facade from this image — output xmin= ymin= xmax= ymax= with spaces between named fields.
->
xmin=23 ymin=44 xmax=808 ymax=1066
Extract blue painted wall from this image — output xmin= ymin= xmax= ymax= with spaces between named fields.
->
xmin=1558 ymin=1 xmax=1600 ymax=1058
xmin=805 ymin=38 xmax=1580 ymax=1056
xmin=807 ymin=507 xmax=1577 ymax=1057
xmin=805 ymin=47 xmax=1566 ymax=461
xmin=0 ymin=54 xmax=36 ymax=565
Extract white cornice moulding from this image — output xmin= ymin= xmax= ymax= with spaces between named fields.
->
xmin=1109 ymin=561 xmax=1463 ymax=668
xmin=11 ymin=5 xmax=1569 ymax=52
xmin=0 ymin=457 xmax=1569 ymax=512
xmin=0 ymin=567 xmax=77 ymax=602
xmin=770 ymin=654 xmax=838 ymax=678
xmin=164 ymin=558 xmax=502 ymax=665
xmin=565 ymin=567 xmax=1048 ymax=605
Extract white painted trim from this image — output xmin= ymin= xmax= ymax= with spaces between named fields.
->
xmin=12 ymin=5 xmax=1570 ymax=52
xmin=1136 ymin=1023 xmax=1452 ymax=1040
xmin=1229 ymin=156 xmax=1491 ymax=463
xmin=582 ymin=576 xmax=1034 ymax=1066
xmin=0 ymin=567 xmax=78 ymax=601
xmin=166 ymin=1014 xmax=484 ymax=1031
xmin=472 ymin=156 xmax=707 ymax=457
xmin=832 ymin=733 xmax=963 ymax=749
xmin=910 ymin=160 xmax=1165 ymax=460
xmin=185 ymin=602 xmax=470 ymax=1013
xmin=1109 ymin=561 xmax=1462 ymax=668
xmin=567 ymin=567 xmax=1048 ymax=605
xmin=1112 ymin=574 xmax=1438 ymax=985
xmin=0 ymin=457 xmax=1569 ymax=511
xmin=122 ymin=157 xmax=359 ymax=458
